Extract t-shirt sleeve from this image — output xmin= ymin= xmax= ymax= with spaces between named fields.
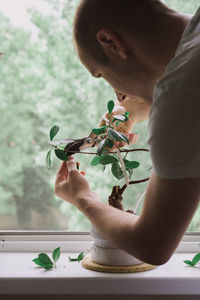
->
xmin=148 ymin=84 xmax=200 ymax=179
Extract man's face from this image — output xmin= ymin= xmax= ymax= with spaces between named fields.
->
xmin=78 ymin=46 xmax=158 ymax=104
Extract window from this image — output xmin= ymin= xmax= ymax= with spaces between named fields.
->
xmin=0 ymin=0 xmax=199 ymax=232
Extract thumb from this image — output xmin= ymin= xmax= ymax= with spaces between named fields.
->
xmin=67 ymin=156 xmax=77 ymax=171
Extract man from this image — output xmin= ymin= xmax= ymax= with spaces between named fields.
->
xmin=55 ymin=0 xmax=200 ymax=265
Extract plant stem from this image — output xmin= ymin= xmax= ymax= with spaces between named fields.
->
xmin=59 ymin=148 xmax=149 ymax=155
xmin=113 ymin=141 xmax=129 ymax=186
xmin=120 ymin=177 xmax=150 ymax=194
xmin=107 ymin=177 xmax=149 ymax=214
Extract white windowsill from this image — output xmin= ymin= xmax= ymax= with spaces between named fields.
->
xmin=1 ymin=233 xmax=200 ymax=296
xmin=1 ymin=251 xmax=200 ymax=295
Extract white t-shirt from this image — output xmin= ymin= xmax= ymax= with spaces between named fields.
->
xmin=148 ymin=6 xmax=200 ymax=179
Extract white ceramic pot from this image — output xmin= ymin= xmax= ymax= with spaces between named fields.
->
xmin=90 ymin=225 xmax=143 ymax=266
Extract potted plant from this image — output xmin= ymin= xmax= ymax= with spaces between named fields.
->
xmin=46 ymin=100 xmax=150 ymax=266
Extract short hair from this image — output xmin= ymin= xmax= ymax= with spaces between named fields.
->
xmin=74 ymin=0 xmax=172 ymax=64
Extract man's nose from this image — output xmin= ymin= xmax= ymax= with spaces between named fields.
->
xmin=115 ymin=91 xmax=127 ymax=102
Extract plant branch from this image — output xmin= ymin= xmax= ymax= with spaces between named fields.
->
xmin=58 ymin=147 xmax=149 ymax=155
xmin=120 ymin=177 xmax=150 ymax=194
xmin=107 ymin=177 xmax=150 ymax=215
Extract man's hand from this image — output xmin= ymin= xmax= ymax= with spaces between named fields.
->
xmin=115 ymin=92 xmax=150 ymax=124
xmin=99 ymin=93 xmax=150 ymax=148
xmin=55 ymin=156 xmax=98 ymax=206
xmin=99 ymin=102 xmax=138 ymax=148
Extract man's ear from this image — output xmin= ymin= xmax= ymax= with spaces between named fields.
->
xmin=96 ymin=29 xmax=127 ymax=59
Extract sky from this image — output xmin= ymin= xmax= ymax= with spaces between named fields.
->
xmin=0 ymin=0 xmax=51 ymax=28
xmin=0 ymin=0 xmax=64 ymax=42
xmin=0 ymin=0 xmax=65 ymax=42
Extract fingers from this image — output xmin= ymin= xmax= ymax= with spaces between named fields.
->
xmin=55 ymin=161 xmax=67 ymax=184
xmin=55 ymin=156 xmax=77 ymax=185
xmin=128 ymin=133 xmax=138 ymax=145
xmin=112 ymin=133 xmax=138 ymax=149
xmin=120 ymin=133 xmax=138 ymax=147
xmin=67 ymin=156 xmax=77 ymax=171
xmin=99 ymin=102 xmax=126 ymax=127
xmin=56 ymin=156 xmax=85 ymax=183
xmin=67 ymin=156 xmax=81 ymax=180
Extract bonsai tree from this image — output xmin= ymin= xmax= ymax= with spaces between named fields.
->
xmin=46 ymin=100 xmax=150 ymax=215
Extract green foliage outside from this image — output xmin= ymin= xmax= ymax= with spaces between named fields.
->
xmin=0 ymin=0 xmax=199 ymax=231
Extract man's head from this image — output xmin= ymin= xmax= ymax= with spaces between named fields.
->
xmin=74 ymin=0 xmax=188 ymax=102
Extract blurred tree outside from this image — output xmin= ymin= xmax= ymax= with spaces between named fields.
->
xmin=0 ymin=0 xmax=199 ymax=231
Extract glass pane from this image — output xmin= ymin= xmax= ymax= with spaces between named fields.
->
xmin=0 ymin=0 xmax=199 ymax=231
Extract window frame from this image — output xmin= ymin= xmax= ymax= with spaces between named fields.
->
xmin=1 ymin=231 xmax=200 ymax=253
xmin=1 ymin=1 xmax=200 ymax=241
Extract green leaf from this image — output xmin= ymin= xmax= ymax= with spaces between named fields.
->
xmin=77 ymin=252 xmax=85 ymax=262
xmin=97 ymin=139 xmax=106 ymax=156
xmin=183 ymin=260 xmax=194 ymax=266
xmin=55 ymin=149 xmax=69 ymax=161
xmin=115 ymin=112 xmax=129 ymax=126
xmin=68 ymin=252 xmax=85 ymax=262
xmin=91 ymin=156 xmax=101 ymax=166
xmin=44 ymin=264 xmax=54 ymax=270
xmin=32 ymin=258 xmax=54 ymax=270
xmin=76 ymin=162 xmax=80 ymax=170
xmin=46 ymin=149 xmax=52 ymax=169
xmin=127 ymin=168 xmax=133 ymax=178
xmin=107 ymin=100 xmax=114 ymax=114
xmin=116 ymin=121 xmax=123 ymax=127
xmin=104 ymin=138 xmax=113 ymax=149
xmin=68 ymin=256 xmax=78 ymax=262
xmin=92 ymin=126 xmax=107 ymax=135
xmin=124 ymin=160 xmax=140 ymax=169
xmin=192 ymin=253 xmax=200 ymax=266
xmin=38 ymin=253 xmax=53 ymax=266
xmin=32 ymin=258 xmax=47 ymax=267
xmin=112 ymin=115 xmax=126 ymax=123
xmin=124 ymin=111 xmax=130 ymax=121
xmin=111 ymin=162 xmax=124 ymax=180
xmin=50 ymin=125 xmax=59 ymax=141
xmin=99 ymin=154 xmax=118 ymax=165
xmin=52 ymin=247 xmax=60 ymax=264
xmin=107 ymin=128 xmax=129 ymax=144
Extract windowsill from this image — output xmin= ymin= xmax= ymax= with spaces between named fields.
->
xmin=1 ymin=251 xmax=200 ymax=295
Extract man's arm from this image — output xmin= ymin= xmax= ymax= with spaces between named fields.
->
xmin=137 ymin=173 xmax=200 ymax=264
xmin=55 ymin=158 xmax=200 ymax=265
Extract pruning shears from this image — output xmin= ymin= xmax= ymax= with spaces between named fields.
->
xmin=64 ymin=130 xmax=99 ymax=156
xmin=48 ymin=130 xmax=98 ymax=156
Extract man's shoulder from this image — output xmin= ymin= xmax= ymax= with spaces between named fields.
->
xmin=155 ymin=8 xmax=200 ymax=93
xmin=156 ymin=37 xmax=200 ymax=93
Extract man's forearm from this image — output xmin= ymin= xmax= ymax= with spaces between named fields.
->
xmin=76 ymin=191 xmax=148 ymax=262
